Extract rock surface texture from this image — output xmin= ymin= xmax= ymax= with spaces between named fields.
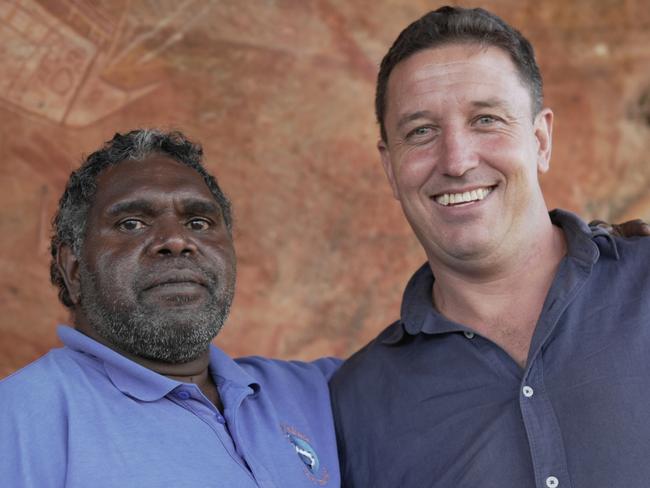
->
xmin=1 ymin=0 xmax=649 ymax=377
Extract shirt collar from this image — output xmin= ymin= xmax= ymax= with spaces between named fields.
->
xmin=385 ymin=209 xmax=619 ymax=343
xmin=381 ymin=264 xmax=463 ymax=344
xmin=57 ymin=325 xmax=259 ymax=401
xmin=399 ymin=262 xmax=440 ymax=336
xmin=208 ymin=345 xmax=260 ymax=394
xmin=550 ymin=208 xmax=619 ymax=261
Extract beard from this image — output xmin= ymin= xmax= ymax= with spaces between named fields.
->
xmin=77 ymin=259 xmax=235 ymax=364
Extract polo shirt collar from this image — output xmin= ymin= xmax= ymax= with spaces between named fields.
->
xmin=57 ymin=325 xmax=259 ymax=401
xmin=549 ymin=208 xmax=619 ymax=261
xmin=399 ymin=263 xmax=440 ymax=336
xmin=392 ymin=264 xmax=465 ymax=340
xmin=386 ymin=209 xmax=619 ymax=343
xmin=208 ymin=345 xmax=260 ymax=394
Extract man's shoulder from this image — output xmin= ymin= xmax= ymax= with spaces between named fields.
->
xmin=0 ymin=347 xmax=88 ymax=444
xmin=610 ymin=234 xmax=650 ymax=258
xmin=233 ymin=356 xmax=342 ymax=435
xmin=235 ymin=355 xmax=343 ymax=384
xmin=591 ymin=233 xmax=650 ymax=278
xmin=330 ymin=320 xmax=403 ymax=390
xmin=0 ymin=350 xmax=76 ymax=486
xmin=0 ymin=348 xmax=74 ymax=395
xmin=593 ymin=236 xmax=650 ymax=296
xmin=0 ymin=345 xmax=104 ymax=409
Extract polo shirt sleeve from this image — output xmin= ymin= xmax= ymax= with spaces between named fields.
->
xmin=236 ymin=355 xmax=342 ymax=384
xmin=308 ymin=357 xmax=343 ymax=380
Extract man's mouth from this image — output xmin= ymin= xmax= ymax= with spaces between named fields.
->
xmin=143 ymin=271 xmax=208 ymax=291
xmin=433 ymin=186 xmax=495 ymax=206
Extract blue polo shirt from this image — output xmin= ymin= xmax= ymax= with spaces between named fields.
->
xmin=0 ymin=326 xmax=341 ymax=487
xmin=330 ymin=210 xmax=650 ymax=488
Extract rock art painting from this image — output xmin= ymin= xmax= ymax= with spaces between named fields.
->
xmin=1 ymin=0 xmax=649 ymax=377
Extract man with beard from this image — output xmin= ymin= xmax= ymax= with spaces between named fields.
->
xmin=0 ymin=129 xmax=339 ymax=487
xmin=330 ymin=6 xmax=650 ymax=488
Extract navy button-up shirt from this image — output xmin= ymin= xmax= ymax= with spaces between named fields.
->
xmin=330 ymin=210 xmax=650 ymax=488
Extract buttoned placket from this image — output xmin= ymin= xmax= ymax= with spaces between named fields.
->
xmin=221 ymin=382 xmax=280 ymax=488
xmin=519 ymin=357 xmax=570 ymax=488
xmin=517 ymin=252 xmax=595 ymax=488
xmin=170 ymin=384 xmax=257 ymax=483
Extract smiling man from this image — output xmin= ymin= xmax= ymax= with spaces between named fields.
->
xmin=0 ymin=130 xmax=339 ymax=487
xmin=330 ymin=7 xmax=650 ymax=488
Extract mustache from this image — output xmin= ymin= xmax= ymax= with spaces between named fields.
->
xmin=135 ymin=259 xmax=220 ymax=292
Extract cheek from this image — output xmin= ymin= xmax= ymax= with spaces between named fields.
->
xmin=94 ymin=260 xmax=127 ymax=294
xmin=220 ymin=249 xmax=237 ymax=281
xmin=208 ymin=247 xmax=233 ymax=270
xmin=396 ymin=146 xmax=436 ymax=190
xmin=92 ymin=249 xmax=138 ymax=289
xmin=481 ymin=138 xmax=534 ymax=180
xmin=203 ymin=239 xmax=236 ymax=273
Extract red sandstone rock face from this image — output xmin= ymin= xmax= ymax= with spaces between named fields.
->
xmin=1 ymin=0 xmax=649 ymax=377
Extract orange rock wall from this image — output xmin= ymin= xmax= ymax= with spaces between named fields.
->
xmin=2 ymin=0 xmax=649 ymax=377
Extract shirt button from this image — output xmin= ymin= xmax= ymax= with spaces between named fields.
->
xmin=463 ymin=331 xmax=475 ymax=339
xmin=176 ymin=390 xmax=191 ymax=400
xmin=215 ymin=414 xmax=226 ymax=424
xmin=546 ymin=475 xmax=559 ymax=487
xmin=522 ymin=385 xmax=534 ymax=397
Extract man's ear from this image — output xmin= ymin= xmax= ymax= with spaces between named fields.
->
xmin=57 ymin=244 xmax=81 ymax=306
xmin=378 ymin=139 xmax=400 ymax=200
xmin=534 ymin=108 xmax=553 ymax=174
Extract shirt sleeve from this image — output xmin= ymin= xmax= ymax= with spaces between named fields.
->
xmin=309 ymin=356 xmax=343 ymax=381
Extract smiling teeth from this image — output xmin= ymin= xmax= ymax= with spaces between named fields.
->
xmin=435 ymin=187 xmax=493 ymax=206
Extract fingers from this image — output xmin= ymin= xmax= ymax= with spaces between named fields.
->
xmin=615 ymin=219 xmax=650 ymax=238
xmin=589 ymin=218 xmax=650 ymax=237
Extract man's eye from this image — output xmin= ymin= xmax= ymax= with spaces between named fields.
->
xmin=187 ymin=218 xmax=211 ymax=231
xmin=406 ymin=126 xmax=434 ymax=140
xmin=476 ymin=115 xmax=498 ymax=125
xmin=118 ymin=219 xmax=146 ymax=231
xmin=410 ymin=127 xmax=430 ymax=136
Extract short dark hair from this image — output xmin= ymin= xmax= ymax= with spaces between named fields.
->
xmin=376 ymin=6 xmax=543 ymax=141
xmin=50 ymin=129 xmax=233 ymax=309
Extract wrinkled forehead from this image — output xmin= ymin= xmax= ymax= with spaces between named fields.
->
xmin=385 ymin=43 xmax=532 ymax=115
xmin=90 ymin=156 xmax=216 ymax=215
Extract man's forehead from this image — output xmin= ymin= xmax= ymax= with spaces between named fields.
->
xmin=386 ymin=43 xmax=531 ymax=117
xmin=391 ymin=43 xmax=519 ymax=88
xmin=91 ymin=156 xmax=216 ymax=211
xmin=98 ymin=154 xmax=198 ymax=178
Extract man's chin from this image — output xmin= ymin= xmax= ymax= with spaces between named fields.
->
xmin=110 ymin=328 xmax=218 ymax=364
xmin=136 ymin=345 xmax=211 ymax=365
xmin=78 ymin=266 xmax=233 ymax=364
xmin=140 ymin=290 xmax=210 ymax=309
xmin=89 ymin=309 xmax=224 ymax=364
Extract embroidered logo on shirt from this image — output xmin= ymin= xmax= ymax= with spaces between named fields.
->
xmin=282 ymin=424 xmax=330 ymax=485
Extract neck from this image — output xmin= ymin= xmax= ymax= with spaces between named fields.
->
xmin=73 ymin=320 xmax=222 ymax=410
xmin=429 ymin=218 xmax=567 ymax=366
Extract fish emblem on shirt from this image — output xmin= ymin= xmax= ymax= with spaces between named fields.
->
xmin=282 ymin=424 xmax=330 ymax=484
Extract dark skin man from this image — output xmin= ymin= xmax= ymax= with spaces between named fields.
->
xmin=56 ymin=154 xmax=234 ymax=410
xmin=0 ymin=129 xmax=339 ymax=487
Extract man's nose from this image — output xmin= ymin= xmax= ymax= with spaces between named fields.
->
xmin=147 ymin=221 xmax=197 ymax=257
xmin=439 ymin=129 xmax=479 ymax=177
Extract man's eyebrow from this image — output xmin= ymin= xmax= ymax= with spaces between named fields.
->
xmin=470 ymin=98 xmax=513 ymax=113
xmin=396 ymin=110 xmax=437 ymax=131
xmin=105 ymin=199 xmax=157 ymax=217
xmin=180 ymin=199 xmax=220 ymax=216
xmin=395 ymin=98 xmax=517 ymax=131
